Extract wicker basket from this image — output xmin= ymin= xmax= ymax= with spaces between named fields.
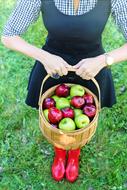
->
xmin=39 ymin=68 xmax=101 ymax=150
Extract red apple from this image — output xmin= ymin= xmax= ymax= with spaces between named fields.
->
xmin=61 ymin=107 xmax=74 ymax=119
xmin=43 ymin=97 xmax=55 ymax=109
xmin=83 ymin=105 xmax=96 ymax=118
xmin=83 ymin=93 xmax=94 ymax=105
xmin=55 ymin=84 xmax=70 ymax=97
xmin=48 ymin=107 xmax=63 ymax=124
xmin=71 ymin=96 xmax=85 ymax=108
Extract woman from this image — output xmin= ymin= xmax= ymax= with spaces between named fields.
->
xmin=1 ymin=0 xmax=127 ymax=182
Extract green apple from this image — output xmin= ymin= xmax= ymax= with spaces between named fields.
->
xmin=56 ymin=97 xmax=70 ymax=110
xmin=75 ymin=114 xmax=90 ymax=129
xmin=70 ymin=84 xmax=85 ymax=97
xmin=59 ymin=118 xmax=76 ymax=131
xmin=67 ymin=95 xmax=71 ymax=101
xmin=51 ymin=95 xmax=60 ymax=102
xmin=74 ymin=109 xmax=83 ymax=117
xmin=67 ymin=95 xmax=72 ymax=103
xmin=43 ymin=109 xmax=49 ymax=121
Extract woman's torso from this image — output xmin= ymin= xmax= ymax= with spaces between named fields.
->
xmin=41 ymin=0 xmax=111 ymax=58
xmin=25 ymin=0 xmax=117 ymax=109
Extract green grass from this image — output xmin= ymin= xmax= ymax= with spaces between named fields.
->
xmin=0 ymin=0 xmax=127 ymax=189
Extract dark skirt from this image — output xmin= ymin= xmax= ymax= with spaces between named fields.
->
xmin=25 ymin=51 xmax=116 ymax=109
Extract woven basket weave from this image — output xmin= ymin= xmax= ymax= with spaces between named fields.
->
xmin=38 ymin=68 xmax=101 ymax=150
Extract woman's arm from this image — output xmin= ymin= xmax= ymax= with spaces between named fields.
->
xmin=105 ymin=43 xmax=127 ymax=64
xmin=73 ymin=44 xmax=127 ymax=80
xmin=1 ymin=35 xmax=48 ymax=62
xmin=1 ymin=35 xmax=71 ymax=76
xmin=1 ymin=0 xmax=71 ymax=77
xmin=74 ymin=0 xmax=127 ymax=80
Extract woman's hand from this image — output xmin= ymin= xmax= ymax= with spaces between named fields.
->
xmin=73 ymin=55 xmax=107 ymax=80
xmin=41 ymin=50 xmax=72 ymax=77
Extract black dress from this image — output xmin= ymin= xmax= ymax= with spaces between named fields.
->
xmin=25 ymin=0 xmax=116 ymax=109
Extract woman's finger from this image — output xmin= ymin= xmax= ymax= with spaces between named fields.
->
xmin=48 ymin=71 xmax=54 ymax=76
xmin=73 ymin=61 xmax=83 ymax=69
xmin=51 ymin=73 xmax=60 ymax=79
xmin=76 ymin=66 xmax=84 ymax=75
xmin=80 ymin=71 xmax=91 ymax=80
xmin=81 ymin=72 xmax=88 ymax=79
xmin=57 ymin=62 xmax=68 ymax=76
xmin=62 ymin=67 xmax=68 ymax=75
xmin=82 ymin=74 xmax=91 ymax=80
xmin=46 ymin=66 xmax=61 ymax=77
xmin=63 ymin=61 xmax=72 ymax=69
xmin=44 ymin=66 xmax=53 ymax=76
xmin=55 ymin=67 xmax=63 ymax=76
xmin=60 ymin=64 xmax=68 ymax=75
xmin=85 ymin=73 xmax=93 ymax=79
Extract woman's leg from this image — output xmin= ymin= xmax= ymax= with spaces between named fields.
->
xmin=65 ymin=148 xmax=80 ymax=182
xmin=52 ymin=146 xmax=66 ymax=181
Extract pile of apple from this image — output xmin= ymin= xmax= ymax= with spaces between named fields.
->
xmin=42 ymin=84 xmax=96 ymax=132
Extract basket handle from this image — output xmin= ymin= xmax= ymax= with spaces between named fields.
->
xmin=38 ymin=68 xmax=101 ymax=110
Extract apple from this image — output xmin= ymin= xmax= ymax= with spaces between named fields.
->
xmin=75 ymin=114 xmax=90 ymax=129
xmin=43 ymin=109 xmax=49 ymax=121
xmin=74 ymin=109 xmax=83 ymax=117
xmin=83 ymin=93 xmax=94 ymax=105
xmin=51 ymin=95 xmax=60 ymax=102
xmin=48 ymin=107 xmax=63 ymax=124
xmin=83 ymin=105 xmax=96 ymax=118
xmin=59 ymin=118 xmax=76 ymax=131
xmin=61 ymin=107 xmax=74 ymax=119
xmin=43 ymin=97 xmax=55 ymax=109
xmin=56 ymin=97 xmax=70 ymax=110
xmin=67 ymin=95 xmax=71 ymax=101
xmin=71 ymin=96 xmax=85 ymax=108
xmin=55 ymin=84 xmax=70 ymax=97
xmin=70 ymin=84 xmax=85 ymax=97
xmin=51 ymin=124 xmax=58 ymax=128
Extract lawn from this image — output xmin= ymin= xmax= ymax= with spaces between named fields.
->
xmin=0 ymin=0 xmax=127 ymax=190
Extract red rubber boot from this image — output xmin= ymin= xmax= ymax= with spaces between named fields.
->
xmin=51 ymin=147 xmax=66 ymax=181
xmin=65 ymin=149 xmax=80 ymax=182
